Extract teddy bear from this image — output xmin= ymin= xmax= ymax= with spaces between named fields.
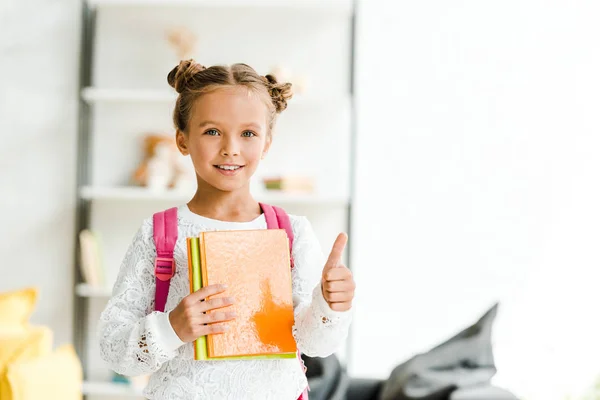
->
xmin=131 ymin=134 xmax=196 ymax=192
xmin=166 ymin=26 xmax=197 ymax=60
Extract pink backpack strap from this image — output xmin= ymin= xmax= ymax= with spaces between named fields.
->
xmin=259 ymin=203 xmax=308 ymax=400
xmin=260 ymin=203 xmax=294 ymax=268
xmin=153 ymin=207 xmax=178 ymax=313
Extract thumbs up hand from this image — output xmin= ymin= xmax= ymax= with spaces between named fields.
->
xmin=321 ymin=233 xmax=355 ymax=312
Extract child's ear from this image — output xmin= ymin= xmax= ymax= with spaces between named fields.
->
xmin=176 ymin=131 xmax=189 ymax=155
xmin=262 ymin=136 xmax=272 ymax=159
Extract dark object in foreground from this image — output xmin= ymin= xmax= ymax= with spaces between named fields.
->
xmin=304 ymin=303 xmax=518 ymax=400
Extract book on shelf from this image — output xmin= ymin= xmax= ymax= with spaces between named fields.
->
xmin=78 ymin=229 xmax=105 ymax=287
xmin=187 ymin=230 xmax=297 ymax=361
xmin=262 ymin=176 xmax=314 ymax=193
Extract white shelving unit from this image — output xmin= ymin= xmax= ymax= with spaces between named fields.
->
xmin=82 ymin=87 xmax=351 ymax=107
xmin=75 ymin=0 xmax=356 ymax=397
xmin=81 ymin=88 xmax=176 ymax=103
xmin=87 ymin=0 xmax=353 ymax=14
xmin=76 ymin=283 xmax=112 ymax=298
xmin=80 ymin=185 xmax=350 ymax=206
xmin=81 ymin=88 xmax=352 ymax=123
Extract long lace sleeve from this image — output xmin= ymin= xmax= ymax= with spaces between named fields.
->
xmin=98 ymin=219 xmax=184 ymax=377
xmin=291 ymin=216 xmax=353 ymax=357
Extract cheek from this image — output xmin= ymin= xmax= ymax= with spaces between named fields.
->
xmin=188 ymin=138 xmax=212 ymax=160
xmin=247 ymin=147 xmax=263 ymax=161
xmin=245 ymin=139 xmax=268 ymax=161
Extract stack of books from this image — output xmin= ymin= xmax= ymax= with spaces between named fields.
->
xmin=186 ymin=229 xmax=297 ymax=360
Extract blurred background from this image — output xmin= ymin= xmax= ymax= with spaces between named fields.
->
xmin=2 ymin=0 xmax=600 ymax=399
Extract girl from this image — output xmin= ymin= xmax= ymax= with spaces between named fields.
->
xmin=99 ymin=60 xmax=355 ymax=400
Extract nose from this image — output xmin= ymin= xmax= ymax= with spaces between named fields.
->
xmin=220 ymin=136 xmax=240 ymax=157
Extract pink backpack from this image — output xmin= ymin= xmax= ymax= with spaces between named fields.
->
xmin=152 ymin=204 xmax=309 ymax=400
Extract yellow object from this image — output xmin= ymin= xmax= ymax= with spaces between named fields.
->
xmin=0 ymin=287 xmax=82 ymax=400
xmin=5 ymin=344 xmax=82 ymax=400
xmin=0 ymin=288 xmax=37 ymax=333
xmin=0 ymin=327 xmax=53 ymax=400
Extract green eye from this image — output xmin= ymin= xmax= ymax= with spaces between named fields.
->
xmin=205 ymin=129 xmax=219 ymax=136
xmin=242 ymin=131 xmax=256 ymax=137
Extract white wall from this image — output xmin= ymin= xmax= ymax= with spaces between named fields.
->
xmin=0 ymin=0 xmax=80 ymax=346
xmin=351 ymin=1 xmax=600 ymax=399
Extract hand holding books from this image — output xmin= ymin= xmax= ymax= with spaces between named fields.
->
xmin=169 ymin=284 xmax=236 ymax=343
xmin=321 ymin=233 xmax=355 ymax=312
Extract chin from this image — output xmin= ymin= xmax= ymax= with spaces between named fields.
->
xmin=207 ymin=179 xmax=249 ymax=193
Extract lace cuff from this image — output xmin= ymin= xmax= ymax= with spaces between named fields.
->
xmin=155 ymin=311 xmax=186 ymax=353
xmin=311 ymin=283 xmax=354 ymax=326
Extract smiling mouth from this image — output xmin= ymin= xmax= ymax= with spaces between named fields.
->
xmin=214 ymin=165 xmax=243 ymax=171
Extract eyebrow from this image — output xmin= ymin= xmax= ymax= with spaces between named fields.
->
xmin=198 ymin=120 xmax=221 ymax=128
xmin=198 ymin=121 xmax=263 ymax=130
xmin=242 ymin=122 xmax=263 ymax=130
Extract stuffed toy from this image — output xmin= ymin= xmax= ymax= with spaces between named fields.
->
xmin=131 ymin=134 xmax=196 ymax=191
xmin=166 ymin=26 xmax=197 ymax=60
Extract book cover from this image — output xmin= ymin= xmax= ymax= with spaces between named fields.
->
xmin=78 ymin=229 xmax=105 ymax=287
xmin=187 ymin=230 xmax=297 ymax=360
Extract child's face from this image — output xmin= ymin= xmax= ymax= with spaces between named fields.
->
xmin=177 ymin=86 xmax=271 ymax=193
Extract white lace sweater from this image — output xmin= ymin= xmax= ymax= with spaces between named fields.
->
xmin=98 ymin=205 xmax=353 ymax=400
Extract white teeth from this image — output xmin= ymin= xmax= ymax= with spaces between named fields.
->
xmin=217 ymin=165 xmax=240 ymax=171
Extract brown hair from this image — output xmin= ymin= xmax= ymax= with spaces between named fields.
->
xmin=167 ymin=59 xmax=293 ymax=135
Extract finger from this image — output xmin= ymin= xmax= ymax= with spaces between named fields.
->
xmin=187 ymin=284 xmax=227 ymax=303
xmin=325 ymin=233 xmax=348 ymax=268
xmin=323 ymin=266 xmax=352 ymax=282
xmin=197 ymin=296 xmax=235 ymax=313
xmin=197 ymin=322 xmax=230 ymax=336
xmin=324 ymin=291 xmax=354 ymax=303
xmin=200 ymin=310 xmax=237 ymax=325
xmin=323 ymin=279 xmax=355 ymax=293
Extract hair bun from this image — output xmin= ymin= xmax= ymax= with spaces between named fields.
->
xmin=264 ymin=74 xmax=293 ymax=113
xmin=167 ymin=59 xmax=206 ymax=93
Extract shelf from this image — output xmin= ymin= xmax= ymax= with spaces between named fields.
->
xmin=76 ymin=283 xmax=112 ymax=297
xmin=80 ymin=186 xmax=349 ymax=207
xmin=87 ymin=0 xmax=353 ymax=14
xmin=82 ymin=381 xmax=144 ymax=397
xmin=81 ymin=87 xmax=351 ymax=111
xmin=81 ymin=186 xmax=193 ymax=201
xmin=81 ymin=88 xmax=176 ymax=103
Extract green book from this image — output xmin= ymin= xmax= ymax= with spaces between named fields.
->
xmin=188 ymin=237 xmax=208 ymax=360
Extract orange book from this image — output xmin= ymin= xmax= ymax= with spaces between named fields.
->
xmin=190 ymin=229 xmax=297 ymax=360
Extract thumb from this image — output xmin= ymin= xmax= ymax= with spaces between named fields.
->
xmin=324 ymin=232 xmax=348 ymax=270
